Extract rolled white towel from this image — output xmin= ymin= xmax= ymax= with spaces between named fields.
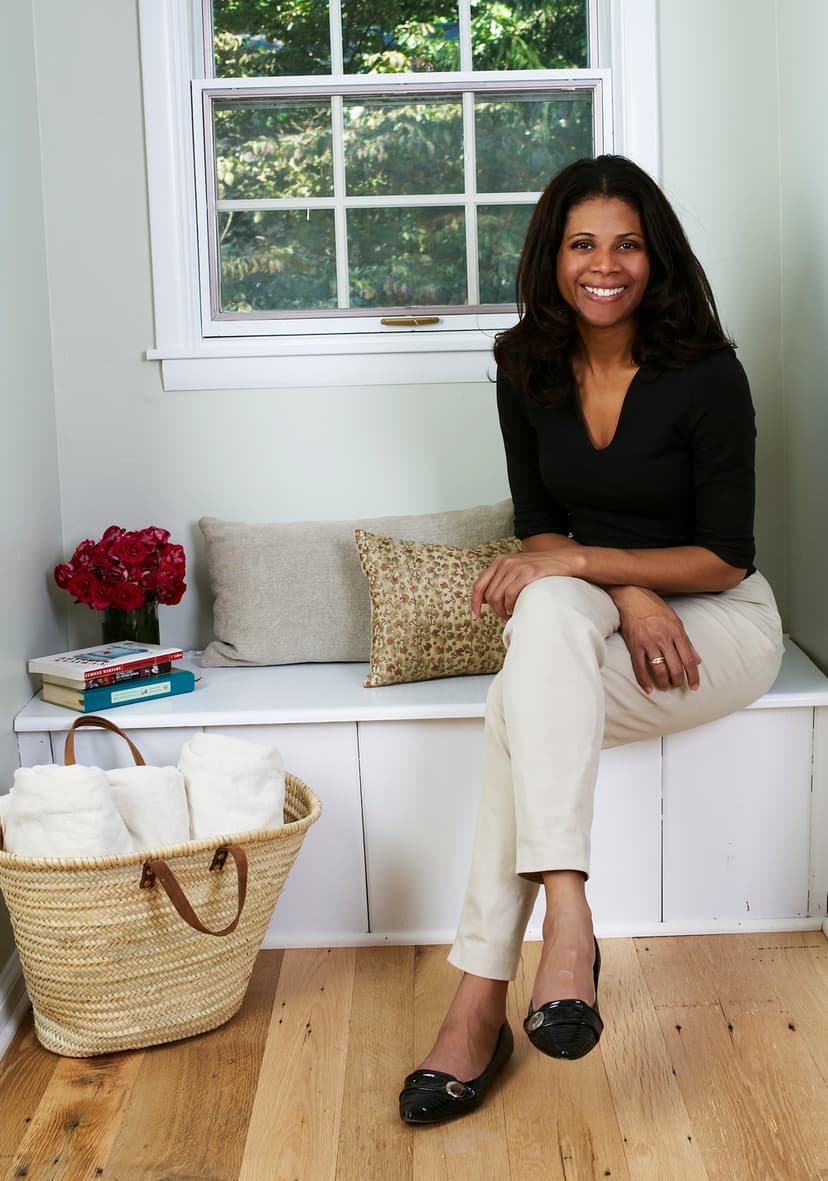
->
xmin=3 ymin=764 xmax=134 ymax=859
xmin=178 ymin=732 xmax=285 ymax=840
xmin=107 ymin=765 xmax=190 ymax=851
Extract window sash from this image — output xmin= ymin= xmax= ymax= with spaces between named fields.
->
xmin=201 ymin=0 xmax=597 ymax=79
xmin=196 ymin=70 xmax=609 ymax=332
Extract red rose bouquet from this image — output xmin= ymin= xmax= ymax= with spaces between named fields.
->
xmin=54 ymin=525 xmax=186 ymax=611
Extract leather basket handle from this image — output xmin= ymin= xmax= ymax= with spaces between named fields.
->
xmin=64 ymin=714 xmax=146 ymax=767
xmin=140 ymin=845 xmax=248 ymax=936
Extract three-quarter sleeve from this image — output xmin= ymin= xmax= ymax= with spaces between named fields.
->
xmin=689 ymin=350 xmax=756 ymax=569
xmin=496 ymin=371 xmax=571 ymax=540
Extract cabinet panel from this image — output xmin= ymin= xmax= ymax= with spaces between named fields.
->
xmin=811 ymin=707 xmax=828 ymax=921
xmin=15 ymin=730 xmax=54 ymax=767
xmin=359 ymin=720 xmax=662 ymax=942
xmin=584 ymin=739 xmax=662 ymax=928
xmin=206 ymin=723 xmax=367 ymax=943
xmin=663 ymin=709 xmax=812 ymax=921
xmin=359 ymin=718 xmax=483 ymax=941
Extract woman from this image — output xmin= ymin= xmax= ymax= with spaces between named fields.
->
xmin=399 ymin=155 xmax=783 ymax=1124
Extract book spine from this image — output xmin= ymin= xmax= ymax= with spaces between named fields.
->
xmin=44 ymin=662 xmax=174 ymax=691
xmin=43 ymin=670 xmax=195 ymax=713
xmin=79 ymin=651 xmax=184 ymax=683
xmin=28 ymin=649 xmax=185 ymax=680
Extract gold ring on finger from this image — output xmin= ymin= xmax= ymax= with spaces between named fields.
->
xmin=648 ymin=655 xmax=667 ymax=665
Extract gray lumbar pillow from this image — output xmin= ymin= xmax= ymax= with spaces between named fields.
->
xmin=200 ymin=500 xmax=514 ymax=665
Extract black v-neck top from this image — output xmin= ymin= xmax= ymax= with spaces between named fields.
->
xmin=496 ymin=347 xmax=756 ymax=571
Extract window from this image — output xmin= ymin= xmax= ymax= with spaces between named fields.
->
xmin=139 ymin=1 xmax=658 ymax=388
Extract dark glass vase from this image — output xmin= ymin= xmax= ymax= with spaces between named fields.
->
xmin=101 ymin=600 xmax=160 ymax=645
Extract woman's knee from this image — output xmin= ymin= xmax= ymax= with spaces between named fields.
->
xmin=507 ymin=576 xmax=617 ymax=636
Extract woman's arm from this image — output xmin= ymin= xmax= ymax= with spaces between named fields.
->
xmin=575 ymin=543 xmax=745 ymax=592
xmin=471 ymin=538 xmax=745 ymax=620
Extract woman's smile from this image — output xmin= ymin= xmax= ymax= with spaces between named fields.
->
xmin=582 ymin=284 xmax=627 ymax=299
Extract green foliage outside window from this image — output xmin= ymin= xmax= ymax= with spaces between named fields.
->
xmin=212 ymin=1 xmax=587 ymax=76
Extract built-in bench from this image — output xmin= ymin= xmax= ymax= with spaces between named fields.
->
xmin=13 ymin=639 xmax=828 ymax=948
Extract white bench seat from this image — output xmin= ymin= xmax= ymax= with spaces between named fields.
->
xmin=14 ymin=639 xmax=828 ymax=946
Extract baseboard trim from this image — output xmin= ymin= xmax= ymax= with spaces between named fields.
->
xmin=262 ymin=916 xmax=826 ymax=950
xmin=0 ymin=950 xmax=29 ymax=1063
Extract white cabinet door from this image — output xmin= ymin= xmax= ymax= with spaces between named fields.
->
xmin=663 ymin=708 xmax=813 ymax=922
xmin=206 ymin=722 xmax=367 ymax=945
xmin=584 ymin=739 xmax=662 ymax=930
xmin=359 ymin=720 xmax=662 ymax=942
xmin=358 ymin=718 xmax=485 ymax=943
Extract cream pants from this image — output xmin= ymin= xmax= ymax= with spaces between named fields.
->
xmin=448 ymin=572 xmax=784 ymax=981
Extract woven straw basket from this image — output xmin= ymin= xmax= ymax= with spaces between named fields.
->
xmin=0 ymin=716 xmax=322 ymax=1057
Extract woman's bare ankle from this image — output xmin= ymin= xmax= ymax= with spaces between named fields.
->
xmin=417 ymin=975 xmax=508 ymax=1080
xmin=534 ymin=872 xmax=596 ymax=1008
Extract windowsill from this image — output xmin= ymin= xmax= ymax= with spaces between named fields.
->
xmin=147 ymin=330 xmax=500 ymax=389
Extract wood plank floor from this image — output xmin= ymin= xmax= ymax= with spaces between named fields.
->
xmin=0 ymin=932 xmax=826 ymax=1181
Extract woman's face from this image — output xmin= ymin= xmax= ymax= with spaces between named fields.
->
xmin=555 ymin=196 xmax=650 ymax=331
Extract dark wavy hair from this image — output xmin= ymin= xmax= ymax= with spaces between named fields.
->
xmin=493 ymin=154 xmax=734 ymax=404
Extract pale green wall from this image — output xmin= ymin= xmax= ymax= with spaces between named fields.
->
xmin=0 ymin=2 xmax=65 ymax=971
xmin=777 ymin=0 xmax=828 ymax=671
xmin=658 ymin=0 xmax=786 ymax=602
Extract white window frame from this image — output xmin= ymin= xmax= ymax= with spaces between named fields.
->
xmin=139 ymin=0 xmax=659 ymax=390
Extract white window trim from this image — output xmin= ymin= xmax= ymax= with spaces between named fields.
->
xmin=138 ymin=0 xmax=659 ymax=391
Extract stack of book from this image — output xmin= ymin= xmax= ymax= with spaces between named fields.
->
xmin=28 ymin=642 xmax=195 ymax=713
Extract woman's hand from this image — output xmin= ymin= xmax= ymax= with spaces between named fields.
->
xmin=471 ymin=547 xmax=586 ymax=620
xmin=609 ymin=586 xmax=702 ymax=693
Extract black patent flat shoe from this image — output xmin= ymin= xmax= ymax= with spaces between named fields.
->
xmin=523 ymin=937 xmax=603 ymax=1060
xmin=399 ymin=1020 xmax=514 ymax=1125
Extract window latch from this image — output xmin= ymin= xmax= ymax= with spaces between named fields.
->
xmin=379 ymin=316 xmax=441 ymax=327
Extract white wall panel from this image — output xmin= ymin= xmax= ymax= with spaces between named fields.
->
xmin=359 ymin=719 xmax=662 ymax=942
xmin=358 ymin=718 xmax=484 ymax=942
xmin=663 ymin=709 xmax=812 ymax=922
xmin=585 ymin=740 xmax=662 ymax=928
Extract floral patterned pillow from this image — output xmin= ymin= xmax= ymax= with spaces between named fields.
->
xmin=355 ymin=530 xmax=521 ymax=687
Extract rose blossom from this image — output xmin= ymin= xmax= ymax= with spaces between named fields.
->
xmin=67 ymin=572 xmax=110 ymax=610
xmin=54 ymin=563 xmax=74 ymax=589
xmin=138 ymin=527 xmax=170 ymax=548
xmin=71 ymin=540 xmax=97 ymax=570
xmin=110 ymin=534 xmax=149 ymax=564
xmin=108 ymin=581 xmax=146 ymax=610
xmin=159 ymin=543 xmax=186 ymax=568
